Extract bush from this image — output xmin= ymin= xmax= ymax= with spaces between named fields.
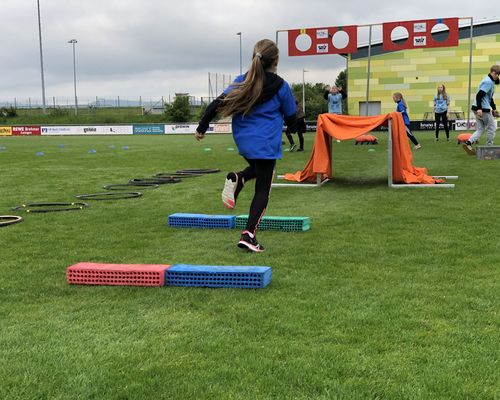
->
xmin=0 ymin=107 xmax=18 ymax=118
xmin=165 ymin=96 xmax=191 ymax=122
xmin=49 ymin=107 xmax=70 ymax=117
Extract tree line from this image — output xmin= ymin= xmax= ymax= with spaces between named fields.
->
xmin=167 ymin=70 xmax=347 ymax=122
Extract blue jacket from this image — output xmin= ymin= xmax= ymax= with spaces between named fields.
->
xmin=396 ymin=100 xmax=410 ymax=126
xmin=197 ymin=72 xmax=296 ymax=160
xmin=226 ymin=74 xmax=296 ymax=159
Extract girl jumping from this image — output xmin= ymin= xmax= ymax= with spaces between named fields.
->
xmin=195 ymin=39 xmax=297 ymax=252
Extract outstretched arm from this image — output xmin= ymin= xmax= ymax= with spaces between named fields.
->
xmin=195 ymin=93 xmax=226 ymax=140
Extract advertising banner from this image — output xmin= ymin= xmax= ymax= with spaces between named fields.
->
xmin=0 ymin=126 xmax=12 ymax=136
xmin=133 ymin=124 xmax=165 ymax=134
xmin=382 ymin=18 xmax=459 ymax=51
xmin=164 ymin=123 xmax=231 ymax=134
xmin=12 ymin=126 xmax=41 ymax=136
xmin=164 ymin=124 xmax=199 ymax=134
xmin=41 ymin=125 xmax=133 ymax=135
xmin=212 ymin=123 xmax=231 ymax=133
xmin=288 ymin=25 xmax=358 ymax=56
xmin=454 ymin=119 xmax=476 ymax=131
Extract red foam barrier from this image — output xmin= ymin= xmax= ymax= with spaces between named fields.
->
xmin=67 ymin=262 xmax=170 ymax=287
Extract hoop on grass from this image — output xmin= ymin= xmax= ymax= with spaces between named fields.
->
xmin=12 ymin=202 xmax=89 ymax=213
xmin=176 ymin=169 xmax=220 ymax=174
xmin=154 ymin=172 xmax=203 ymax=179
xmin=0 ymin=215 xmax=23 ymax=227
xmin=129 ymin=177 xmax=181 ymax=185
xmin=103 ymin=183 xmax=159 ymax=190
xmin=75 ymin=192 xmax=142 ymax=201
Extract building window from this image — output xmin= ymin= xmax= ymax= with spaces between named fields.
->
xmin=359 ymin=101 xmax=381 ymax=116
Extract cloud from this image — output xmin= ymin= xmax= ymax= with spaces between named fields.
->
xmin=0 ymin=0 xmax=489 ymax=100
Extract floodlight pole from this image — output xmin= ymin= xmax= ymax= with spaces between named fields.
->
xmin=37 ymin=0 xmax=47 ymax=114
xmin=68 ymin=39 xmax=78 ymax=116
xmin=237 ymin=32 xmax=242 ymax=75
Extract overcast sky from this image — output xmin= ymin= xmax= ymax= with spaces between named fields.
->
xmin=0 ymin=1 xmax=495 ymax=104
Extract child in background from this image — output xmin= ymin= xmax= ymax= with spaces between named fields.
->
xmin=324 ymin=85 xmax=347 ymax=114
xmin=434 ymin=84 xmax=451 ymax=141
xmin=285 ymin=97 xmax=306 ymax=152
xmin=195 ymin=39 xmax=297 ymax=252
xmin=393 ymin=92 xmax=422 ymax=150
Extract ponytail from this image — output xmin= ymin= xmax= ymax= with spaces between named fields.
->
xmin=218 ymin=39 xmax=279 ymax=117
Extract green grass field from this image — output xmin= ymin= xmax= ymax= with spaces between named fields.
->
xmin=1 ymin=132 xmax=499 ymax=399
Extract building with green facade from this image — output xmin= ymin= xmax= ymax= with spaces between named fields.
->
xmin=347 ymin=19 xmax=500 ymax=120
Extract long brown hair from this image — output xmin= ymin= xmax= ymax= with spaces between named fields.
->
xmin=393 ymin=92 xmax=407 ymax=108
xmin=219 ymin=39 xmax=279 ymax=117
xmin=436 ymin=84 xmax=448 ymax=100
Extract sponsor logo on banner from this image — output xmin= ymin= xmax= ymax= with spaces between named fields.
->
xmin=0 ymin=126 xmax=12 ymax=136
xmin=164 ymin=123 xmax=232 ymax=134
xmin=12 ymin=126 xmax=41 ymax=135
xmin=414 ymin=36 xmax=427 ymax=46
xmin=316 ymin=29 xmax=328 ymax=39
xmin=419 ymin=122 xmax=435 ymax=130
xmin=317 ymin=43 xmax=328 ymax=53
xmin=41 ymin=125 xmax=133 ymax=135
xmin=165 ymin=124 xmax=198 ymax=134
xmin=414 ymin=22 xmax=426 ymax=32
xmin=305 ymin=122 xmax=317 ymax=131
xmin=454 ymin=119 xmax=476 ymax=130
xmin=133 ymin=124 xmax=165 ymax=134
xmin=42 ymin=126 xmax=74 ymax=135
xmin=213 ymin=124 xmax=231 ymax=133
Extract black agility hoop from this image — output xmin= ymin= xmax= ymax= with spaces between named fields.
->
xmin=129 ymin=177 xmax=181 ymax=185
xmin=154 ymin=172 xmax=202 ymax=179
xmin=176 ymin=169 xmax=220 ymax=174
xmin=0 ymin=215 xmax=23 ymax=227
xmin=103 ymin=183 xmax=159 ymax=190
xmin=75 ymin=192 xmax=142 ymax=201
xmin=12 ymin=202 xmax=89 ymax=213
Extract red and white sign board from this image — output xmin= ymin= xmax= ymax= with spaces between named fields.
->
xmin=288 ymin=26 xmax=358 ymax=56
xmin=12 ymin=126 xmax=41 ymax=136
xmin=382 ymin=18 xmax=459 ymax=51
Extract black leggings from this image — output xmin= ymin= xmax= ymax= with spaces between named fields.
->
xmin=238 ymin=158 xmax=275 ymax=235
xmin=434 ymin=112 xmax=449 ymax=138
xmin=285 ymin=118 xmax=306 ymax=149
xmin=405 ymin=126 xmax=419 ymax=146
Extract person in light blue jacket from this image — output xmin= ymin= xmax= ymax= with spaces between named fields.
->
xmin=323 ymin=85 xmax=347 ymax=114
xmin=463 ymin=65 xmax=499 ymax=154
xmin=433 ymin=84 xmax=451 ymax=141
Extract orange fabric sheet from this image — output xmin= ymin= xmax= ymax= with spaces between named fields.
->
xmin=284 ymin=112 xmax=439 ymax=184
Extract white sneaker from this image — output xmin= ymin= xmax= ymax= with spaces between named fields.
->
xmin=221 ymin=173 xmax=238 ymax=209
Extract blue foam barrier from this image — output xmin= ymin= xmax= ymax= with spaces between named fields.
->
xmin=168 ymin=213 xmax=235 ymax=229
xmin=165 ymin=264 xmax=272 ymax=288
xmin=199 ymin=214 xmax=235 ymax=229
xmin=168 ymin=213 xmax=204 ymax=228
